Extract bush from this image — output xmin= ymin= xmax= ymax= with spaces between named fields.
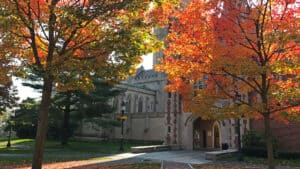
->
xmin=242 ymin=130 xmax=278 ymax=157
xmin=14 ymin=123 xmax=36 ymax=138
xmin=278 ymin=152 xmax=300 ymax=159
xmin=242 ymin=147 xmax=268 ymax=157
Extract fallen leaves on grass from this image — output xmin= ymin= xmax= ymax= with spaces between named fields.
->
xmin=1 ymin=161 xmax=160 ymax=169
xmin=194 ymin=165 xmax=266 ymax=169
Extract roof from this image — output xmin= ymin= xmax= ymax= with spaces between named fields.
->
xmin=134 ymin=66 xmax=159 ymax=80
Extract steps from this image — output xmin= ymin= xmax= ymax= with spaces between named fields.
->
xmin=131 ymin=145 xmax=171 ymax=153
xmin=205 ymin=149 xmax=238 ymax=161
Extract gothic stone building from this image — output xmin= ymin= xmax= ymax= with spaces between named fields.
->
xmin=79 ymin=59 xmax=300 ymax=152
xmin=77 ymin=3 xmax=300 ymax=152
xmin=111 ymin=65 xmax=250 ymax=150
xmin=78 ymin=51 xmax=250 ymax=150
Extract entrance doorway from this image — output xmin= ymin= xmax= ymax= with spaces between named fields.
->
xmin=193 ymin=118 xmax=221 ymax=150
xmin=213 ymin=123 xmax=221 ymax=148
xmin=193 ymin=118 xmax=202 ymax=150
xmin=202 ymin=130 xmax=207 ymax=148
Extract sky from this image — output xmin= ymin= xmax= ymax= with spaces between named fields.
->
xmin=13 ymin=76 xmax=41 ymax=101
xmin=14 ymin=54 xmax=154 ymax=101
xmin=139 ymin=53 xmax=153 ymax=70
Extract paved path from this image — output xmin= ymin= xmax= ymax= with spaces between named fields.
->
xmin=100 ymin=151 xmax=210 ymax=168
xmin=1 ymin=151 xmax=210 ymax=169
xmin=137 ymin=150 xmax=210 ymax=165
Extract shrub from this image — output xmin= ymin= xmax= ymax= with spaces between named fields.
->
xmin=278 ymin=152 xmax=300 ymax=159
xmin=14 ymin=123 xmax=36 ymax=138
xmin=242 ymin=130 xmax=278 ymax=157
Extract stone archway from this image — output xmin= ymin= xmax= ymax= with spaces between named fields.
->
xmin=212 ymin=121 xmax=221 ymax=149
xmin=193 ymin=118 xmax=221 ymax=150
xmin=193 ymin=118 xmax=202 ymax=150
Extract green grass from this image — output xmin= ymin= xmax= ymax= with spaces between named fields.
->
xmin=219 ymin=155 xmax=300 ymax=167
xmin=0 ymin=138 xmax=151 ymax=166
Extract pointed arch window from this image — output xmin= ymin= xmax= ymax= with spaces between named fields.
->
xmin=138 ymin=97 xmax=143 ymax=112
xmin=146 ymin=97 xmax=150 ymax=112
xmin=126 ymin=95 xmax=131 ymax=113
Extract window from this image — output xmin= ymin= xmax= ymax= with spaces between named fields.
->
xmin=126 ymin=95 xmax=131 ymax=113
xmin=138 ymin=97 xmax=143 ymax=112
xmin=146 ymin=97 xmax=150 ymax=112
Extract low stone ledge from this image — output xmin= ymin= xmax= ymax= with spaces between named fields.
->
xmin=73 ymin=136 xmax=105 ymax=142
xmin=205 ymin=149 xmax=238 ymax=161
xmin=131 ymin=145 xmax=171 ymax=153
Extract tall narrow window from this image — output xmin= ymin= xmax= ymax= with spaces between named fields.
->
xmin=138 ymin=97 xmax=143 ymax=112
xmin=146 ymin=97 xmax=150 ymax=112
xmin=126 ymin=95 xmax=131 ymax=113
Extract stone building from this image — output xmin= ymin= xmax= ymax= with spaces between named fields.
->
xmin=77 ymin=25 xmax=250 ymax=150
xmin=104 ymin=52 xmax=249 ymax=150
xmin=78 ymin=0 xmax=298 ymax=152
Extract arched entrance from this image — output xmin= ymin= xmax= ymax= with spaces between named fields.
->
xmin=193 ymin=118 xmax=221 ymax=150
xmin=193 ymin=118 xmax=202 ymax=150
xmin=213 ymin=122 xmax=221 ymax=148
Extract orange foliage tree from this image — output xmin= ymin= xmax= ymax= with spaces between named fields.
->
xmin=0 ymin=0 xmax=173 ymax=168
xmin=156 ymin=0 xmax=300 ymax=168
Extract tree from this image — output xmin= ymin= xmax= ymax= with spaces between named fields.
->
xmin=11 ymin=98 xmax=39 ymax=138
xmin=75 ymin=79 xmax=121 ymax=128
xmin=156 ymin=1 xmax=300 ymax=169
xmin=0 ymin=81 xmax=19 ymax=147
xmin=0 ymin=33 xmax=17 ymax=115
xmin=52 ymin=79 xmax=120 ymax=145
xmin=0 ymin=1 xmax=167 ymax=168
xmin=0 ymin=82 xmax=19 ymax=115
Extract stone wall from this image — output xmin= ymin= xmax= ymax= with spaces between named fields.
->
xmin=113 ymin=112 xmax=166 ymax=142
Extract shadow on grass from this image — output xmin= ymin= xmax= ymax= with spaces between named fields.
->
xmin=1 ymin=154 xmax=161 ymax=169
xmin=0 ymin=138 xmax=154 ymax=167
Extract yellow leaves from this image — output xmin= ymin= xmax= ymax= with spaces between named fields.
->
xmin=56 ymin=76 xmax=94 ymax=94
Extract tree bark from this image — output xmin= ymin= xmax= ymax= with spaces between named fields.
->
xmin=61 ymin=92 xmax=71 ymax=145
xmin=264 ymin=113 xmax=275 ymax=169
xmin=32 ymin=75 xmax=53 ymax=169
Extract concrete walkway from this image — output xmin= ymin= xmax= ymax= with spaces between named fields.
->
xmin=0 ymin=150 xmax=211 ymax=169
xmin=97 ymin=151 xmax=210 ymax=169
xmin=137 ymin=150 xmax=210 ymax=165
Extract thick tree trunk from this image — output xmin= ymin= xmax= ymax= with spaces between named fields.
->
xmin=32 ymin=76 xmax=53 ymax=169
xmin=61 ymin=92 xmax=71 ymax=145
xmin=264 ymin=114 xmax=275 ymax=169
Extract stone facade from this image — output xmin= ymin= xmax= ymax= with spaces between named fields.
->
xmin=77 ymin=26 xmax=250 ymax=150
xmin=76 ymin=61 xmax=250 ymax=150
xmin=90 ymin=64 xmax=250 ymax=150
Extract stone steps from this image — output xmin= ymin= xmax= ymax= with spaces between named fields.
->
xmin=131 ymin=145 xmax=171 ymax=153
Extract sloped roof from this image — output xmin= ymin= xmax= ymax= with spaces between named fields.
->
xmin=134 ymin=66 xmax=158 ymax=80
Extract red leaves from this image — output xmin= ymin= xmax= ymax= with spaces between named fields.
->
xmin=148 ymin=1 xmax=179 ymax=26
xmin=155 ymin=0 xmax=300 ymax=120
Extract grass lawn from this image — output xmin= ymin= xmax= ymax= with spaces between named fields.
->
xmin=0 ymin=138 xmax=151 ymax=166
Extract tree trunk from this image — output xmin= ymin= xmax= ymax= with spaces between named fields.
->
xmin=32 ymin=75 xmax=53 ymax=169
xmin=264 ymin=114 xmax=275 ymax=169
xmin=61 ymin=92 xmax=71 ymax=145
